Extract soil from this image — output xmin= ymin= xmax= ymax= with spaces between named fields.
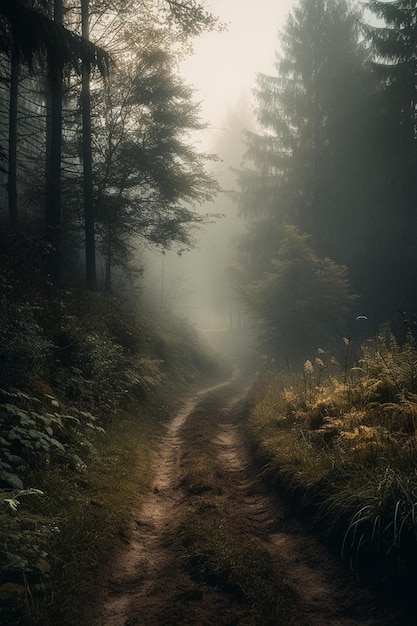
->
xmin=90 ymin=376 xmax=405 ymax=626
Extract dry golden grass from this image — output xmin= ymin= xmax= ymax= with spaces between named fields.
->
xmin=247 ymin=334 xmax=417 ymax=585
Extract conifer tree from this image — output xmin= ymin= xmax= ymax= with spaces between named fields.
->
xmin=362 ymin=1 xmax=417 ymax=315
xmin=235 ymin=0 xmax=366 ymax=357
xmin=239 ymin=0 xmax=369 ymax=266
xmin=240 ymin=225 xmax=356 ymax=362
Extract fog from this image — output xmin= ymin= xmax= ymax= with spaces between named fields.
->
xmin=179 ymin=0 xmax=295 ymax=142
xmin=143 ymin=102 xmax=253 ymax=362
xmin=142 ymin=0 xmax=409 ymax=367
xmin=144 ymin=1 xmax=295 ymax=363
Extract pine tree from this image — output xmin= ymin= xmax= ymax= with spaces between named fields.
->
xmin=241 ymin=225 xmax=356 ymax=362
xmin=235 ymin=0 xmax=367 ymax=357
xmin=238 ymin=0 xmax=370 ymax=273
xmin=357 ymin=2 xmax=417 ymax=316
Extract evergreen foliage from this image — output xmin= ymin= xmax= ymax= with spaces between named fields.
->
xmin=236 ymin=0 xmax=417 ymax=353
xmin=239 ymin=0 xmax=369 ymax=254
xmin=362 ymin=0 xmax=417 ymax=315
xmin=240 ymin=225 xmax=356 ymax=362
xmin=0 ymin=0 xmax=218 ymax=291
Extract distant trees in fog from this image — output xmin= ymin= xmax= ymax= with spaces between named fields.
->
xmin=235 ymin=0 xmax=417 ymax=360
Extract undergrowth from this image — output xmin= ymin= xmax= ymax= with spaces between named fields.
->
xmin=27 ymin=408 xmax=157 ymax=626
xmin=0 ymin=285 xmax=220 ymax=625
xmin=247 ymin=330 xmax=417 ymax=596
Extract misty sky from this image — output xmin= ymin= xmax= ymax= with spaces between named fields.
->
xmin=180 ymin=0 xmax=295 ymax=144
xmin=163 ymin=1 xmax=296 ymax=330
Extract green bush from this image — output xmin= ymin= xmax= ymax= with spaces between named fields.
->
xmin=0 ymin=301 xmax=53 ymax=388
xmin=241 ymin=225 xmax=357 ymax=362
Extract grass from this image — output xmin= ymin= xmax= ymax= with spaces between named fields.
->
xmin=178 ymin=511 xmax=304 ymax=625
xmin=17 ymin=406 xmax=159 ymax=626
xmin=245 ymin=331 xmax=417 ymax=600
xmin=176 ymin=387 xmax=307 ymax=626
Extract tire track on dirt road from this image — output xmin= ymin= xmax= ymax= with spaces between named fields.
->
xmin=91 ymin=377 xmax=237 ymax=626
xmin=213 ymin=399 xmax=401 ymax=626
xmin=92 ymin=374 xmax=403 ymax=625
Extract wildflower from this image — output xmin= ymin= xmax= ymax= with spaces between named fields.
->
xmin=304 ymin=359 xmax=314 ymax=375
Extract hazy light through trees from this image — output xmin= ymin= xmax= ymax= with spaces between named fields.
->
xmin=166 ymin=0 xmax=417 ymax=365
xmin=179 ymin=0 xmax=295 ymax=142
xmin=3 ymin=0 xmax=416 ymax=367
xmin=158 ymin=1 xmax=295 ymax=347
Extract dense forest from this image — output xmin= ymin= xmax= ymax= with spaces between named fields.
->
xmin=0 ymin=1 xmax=225 ymax=623
xmin=235 ymin=0 xmax=417 ymax=362
xmin=3 ymin=0 xmax=417 ymax=623
xmin=0 ymin=0 xmax=220 ymax=291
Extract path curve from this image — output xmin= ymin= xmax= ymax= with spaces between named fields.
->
xmin=213 ymin=399 xmax=394 ymax=626
xmin=92 ymin=375 xmax=402 ymax=625
xmin=92 ymin=377 xmax=234 ymax=626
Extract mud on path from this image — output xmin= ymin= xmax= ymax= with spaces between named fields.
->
xmin=91 ymin=377 xmax=403 ymax=626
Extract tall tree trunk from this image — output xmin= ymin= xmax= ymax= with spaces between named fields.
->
xmin=8 ymin=47 xmax=19 ymax=231
xmin=45 ymin=0 xmax=64 ymax=285
xmin=81 ymin=0 xmax=97 ymax=291
xmin=104 ymin=238 xmax=111 ymax=293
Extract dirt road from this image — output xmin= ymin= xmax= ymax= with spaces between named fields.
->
xmin=91 ymin=377 xmax=403 ymax=626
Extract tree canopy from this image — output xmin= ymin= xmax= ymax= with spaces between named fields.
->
xmin=234 ymin=0 xmax=417 ymax=359
xmin=0 ymin=0 xmax=219 ymax=292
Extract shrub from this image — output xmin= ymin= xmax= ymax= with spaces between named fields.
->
xmin=240 ymin=226 xmax=357 ymax=363
xmin=0 ymin=300 xmax=53 ymax=388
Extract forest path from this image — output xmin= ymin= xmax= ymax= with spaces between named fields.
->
xmin=91 ymin=374 xmax=402 ymax=626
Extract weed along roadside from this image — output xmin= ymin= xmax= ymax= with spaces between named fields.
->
xmin=176 ymin=379 xmax=404 ymax=626
xmin=246 ymin=336 xmax=417 ymax=624
xmin=5 ymin=0 xmax=417 ymax=623
xmin=3 ymin=314 xmax=414 ymax=624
